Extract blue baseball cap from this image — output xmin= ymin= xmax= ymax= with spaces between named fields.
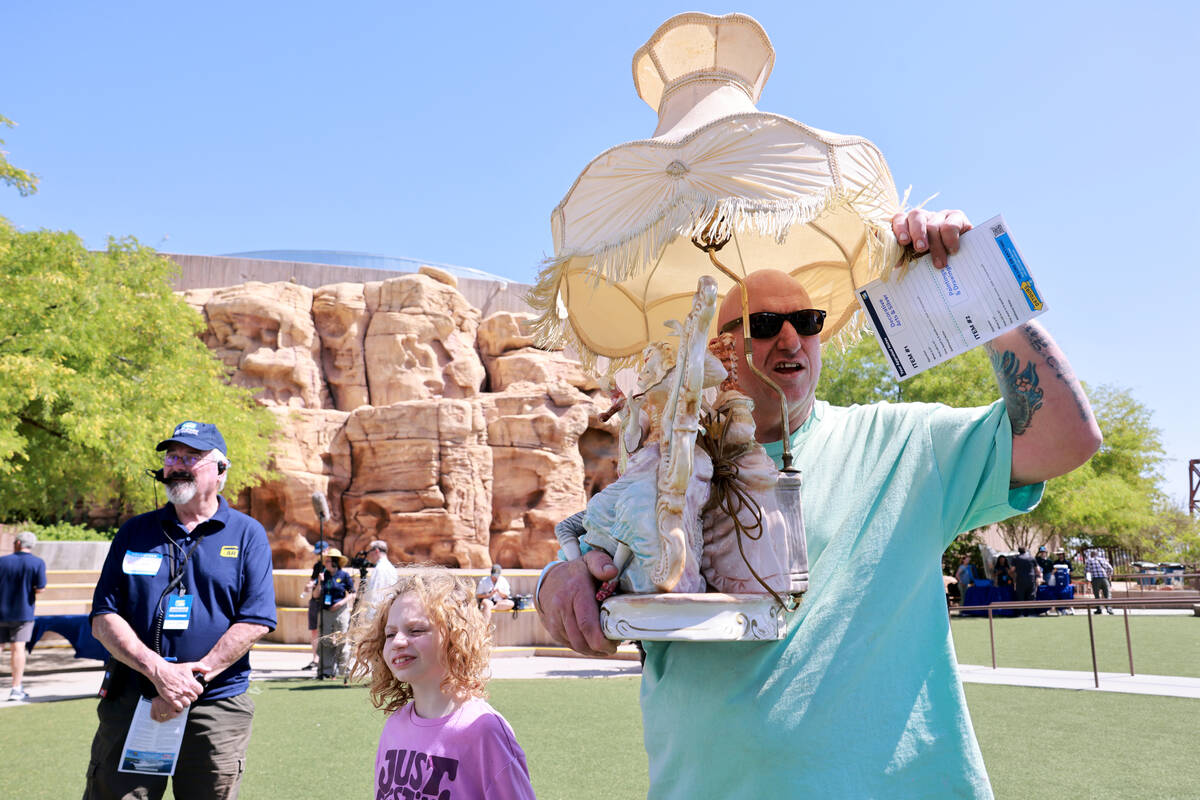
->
xmin=156 ymin=421 xmax=228 ymax=454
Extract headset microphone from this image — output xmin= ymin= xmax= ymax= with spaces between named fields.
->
xmin=311 ymin=492 xmax=331 ymax=522
xmin=145 ymin=468 xmax=169 ymax=484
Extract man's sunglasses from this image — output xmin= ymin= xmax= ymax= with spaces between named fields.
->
xmin=719 ymin=309 xmax=827 ymax=339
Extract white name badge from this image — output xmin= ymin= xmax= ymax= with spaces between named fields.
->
xmin=122 ymin=552 xmax=164 ymax=576
xmin=162 ymin=595 xmax=193 ymax=630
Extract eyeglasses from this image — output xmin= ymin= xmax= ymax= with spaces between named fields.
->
xmin=719 ymin=309 xmax=827 ymax=339
xmin=163 ymin=453 xmax=211 ymax=468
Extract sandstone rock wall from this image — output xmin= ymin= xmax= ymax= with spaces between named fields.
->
xmin=184 ymin=268 xmax=617 ymax=568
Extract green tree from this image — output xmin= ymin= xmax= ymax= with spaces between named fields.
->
xmin=1135 ymin=499 xmax=1200 ymax=566
xmin=820 ymin=337 xmax=1175 ymax=559
xmin=820 ymin=338 xmax=997 ymax=408
xmin=0 ymin=217 xmax=276 ymax=524
xmin=903 ymin=347 xmax=998 ymax=409
xmin=819 ymin=337 xmax=898 ymax=406
xmin=0 ymin=115 xmax=38 ymax=196
xmin=1031 ymin=384 xmax=1164 ymax=555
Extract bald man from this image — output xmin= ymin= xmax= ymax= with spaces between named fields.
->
xmin=538 ymin=209 xmax=1101 ymax=799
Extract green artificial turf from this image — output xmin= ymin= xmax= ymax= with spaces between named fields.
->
xmin=950 ymin=615 xmax=1200 ymax=678
xmin=967 ymin=684 xmax=1199 ymax=800
xmin=238 ymin=676 xmax=649 ymax=800
xmin=4 ymin=676 xmax=1197 ymax=799
xmin=493 ymin=677 xmax=648 ymax=800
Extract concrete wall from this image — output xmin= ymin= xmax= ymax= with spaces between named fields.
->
xmin=0 ymin=530 xmax=110 ymax=571
xmin=268 ymin=568 xmax=552 ymax=646
xmin=165 ymin=253 xmax=536 ymax=318
xmin=33 ymin=541 xmax=111 ymax=571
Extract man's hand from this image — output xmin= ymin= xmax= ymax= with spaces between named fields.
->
xmin=537 ymin=550 xmax=619 ymax=657
xmin=150 ymin=695 xmax=182 ymax=723
xmin=149 ymin=659 xmax=208 ymax=711
xmin=892 ymin=209 xmax=972 ymax=269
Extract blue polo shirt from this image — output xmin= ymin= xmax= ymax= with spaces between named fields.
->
xmin=0 ymin=551 xmax=47 ymax=622
xmin=91 ymin=496 xmax=277 ymax=700
xmin=321 ymin=569 xmax=354 ymax=606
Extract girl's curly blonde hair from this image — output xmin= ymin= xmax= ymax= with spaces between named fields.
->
xmin=348 ymin=567 xmax=491 ymax=715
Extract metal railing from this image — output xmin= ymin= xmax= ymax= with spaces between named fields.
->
xmin=1107 ymin=571 xmax=1199 ymax=593
xmin=956 ymin=597 xmax=1194 ymax=689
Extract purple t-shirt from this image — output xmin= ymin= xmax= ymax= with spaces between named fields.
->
xmin=375 ymin=697 xmax=535 ymax=800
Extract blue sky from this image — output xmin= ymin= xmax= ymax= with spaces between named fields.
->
xmin=4 ymin=1 xmax=1197 ymax=503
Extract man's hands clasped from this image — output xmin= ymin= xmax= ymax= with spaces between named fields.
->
xmin=149 ymin=658 xmax=211 ymax=721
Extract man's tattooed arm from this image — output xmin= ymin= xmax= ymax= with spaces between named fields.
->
xmin=986 ymin=347 xmax=1043 ymax=436
xmin=986 ymin=321 xmax=1101 ymax=485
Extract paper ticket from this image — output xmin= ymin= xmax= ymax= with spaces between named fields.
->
xmin=856 ymin=214 xmax=1047 ymax=381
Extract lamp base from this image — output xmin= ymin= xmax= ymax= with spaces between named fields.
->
xmin=599 ymin=592 xmax=799 ymax=642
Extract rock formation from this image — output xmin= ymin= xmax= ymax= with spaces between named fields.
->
xmin=193 ymin=281 xmax=331 ymax=409
xmin=184 ymin=268 xmax=618 ymax=568
xmin=312 ymin=283 xmax=371 ymax=410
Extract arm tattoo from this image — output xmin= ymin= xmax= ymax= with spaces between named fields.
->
xmin=987 ymin=346 xmax=1044 ymax=436
xmin=1017 ymin=326 xmax=1094 ymax=424
xmin=1017 ymin=324 xmax=1091 ymax=422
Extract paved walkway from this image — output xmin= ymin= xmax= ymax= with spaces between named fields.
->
xmin=4 ymin=642 xmax=1198 ymax=708
xmin=0 ymin=644 xmax=643 ymax=707
xmin=957 ymin=663 xmax=1200 ymax=698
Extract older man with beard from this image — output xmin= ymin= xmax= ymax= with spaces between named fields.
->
xmin=84 ymin=421 xmax=276 ymax=800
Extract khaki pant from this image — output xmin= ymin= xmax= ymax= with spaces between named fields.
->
xmin=83 ymin=682 xmax=255 ymax=800
xmin=318 ymin=603 xmax=351 ymax=678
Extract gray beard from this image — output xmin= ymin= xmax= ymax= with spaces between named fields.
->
xmin=166 ymin=480 xmax=197 ymax=506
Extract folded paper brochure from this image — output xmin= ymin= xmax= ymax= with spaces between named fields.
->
xmin=856 ymin=214 xmax=1047 ymax=381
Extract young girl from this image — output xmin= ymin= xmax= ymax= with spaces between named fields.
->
xmin=350 ymin=568 xmax=536 ymax=800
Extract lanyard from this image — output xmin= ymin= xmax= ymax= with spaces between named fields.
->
xmin=164 ymin=529 xmax=206 ymax=596
xmin=153 ymin=518 xmax=206 ymax=655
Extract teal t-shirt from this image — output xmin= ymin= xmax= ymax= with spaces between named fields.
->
xmin=640 ymin=399 xmax=1042 ymax=799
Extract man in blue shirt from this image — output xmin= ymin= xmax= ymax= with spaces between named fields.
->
xmin=0 ymin=530 xmax=47 ymax=702
xmin=84 ymin=421 xmax=276 ymax=800
xmin=538 ymin=210 xmax=1103 ymax=797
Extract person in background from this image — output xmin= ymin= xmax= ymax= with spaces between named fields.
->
xmin=317 ymin=547 xmax=355 ymax=678
xmin=1085 ymin=549 xmax=1115 ymax=614
xmin=476 ymin=564 xmax=514 ymax=621
xmin=0 ymin=531 xmax=47 ymax=702
xmin=954 ymin=553 xmax=976 ymax=606
xmin=994 ymin=554 xmax=1015 ymax=591
xmin=1010 ymin=546 xmax=1040 ymax=613
xmin=301 ymin=541 xmax=330 ymax=671
xmin=364 ymin=540 xmax=399 ymax=606
xmin=1035 ymin=545 xmax=1055 ymax=585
